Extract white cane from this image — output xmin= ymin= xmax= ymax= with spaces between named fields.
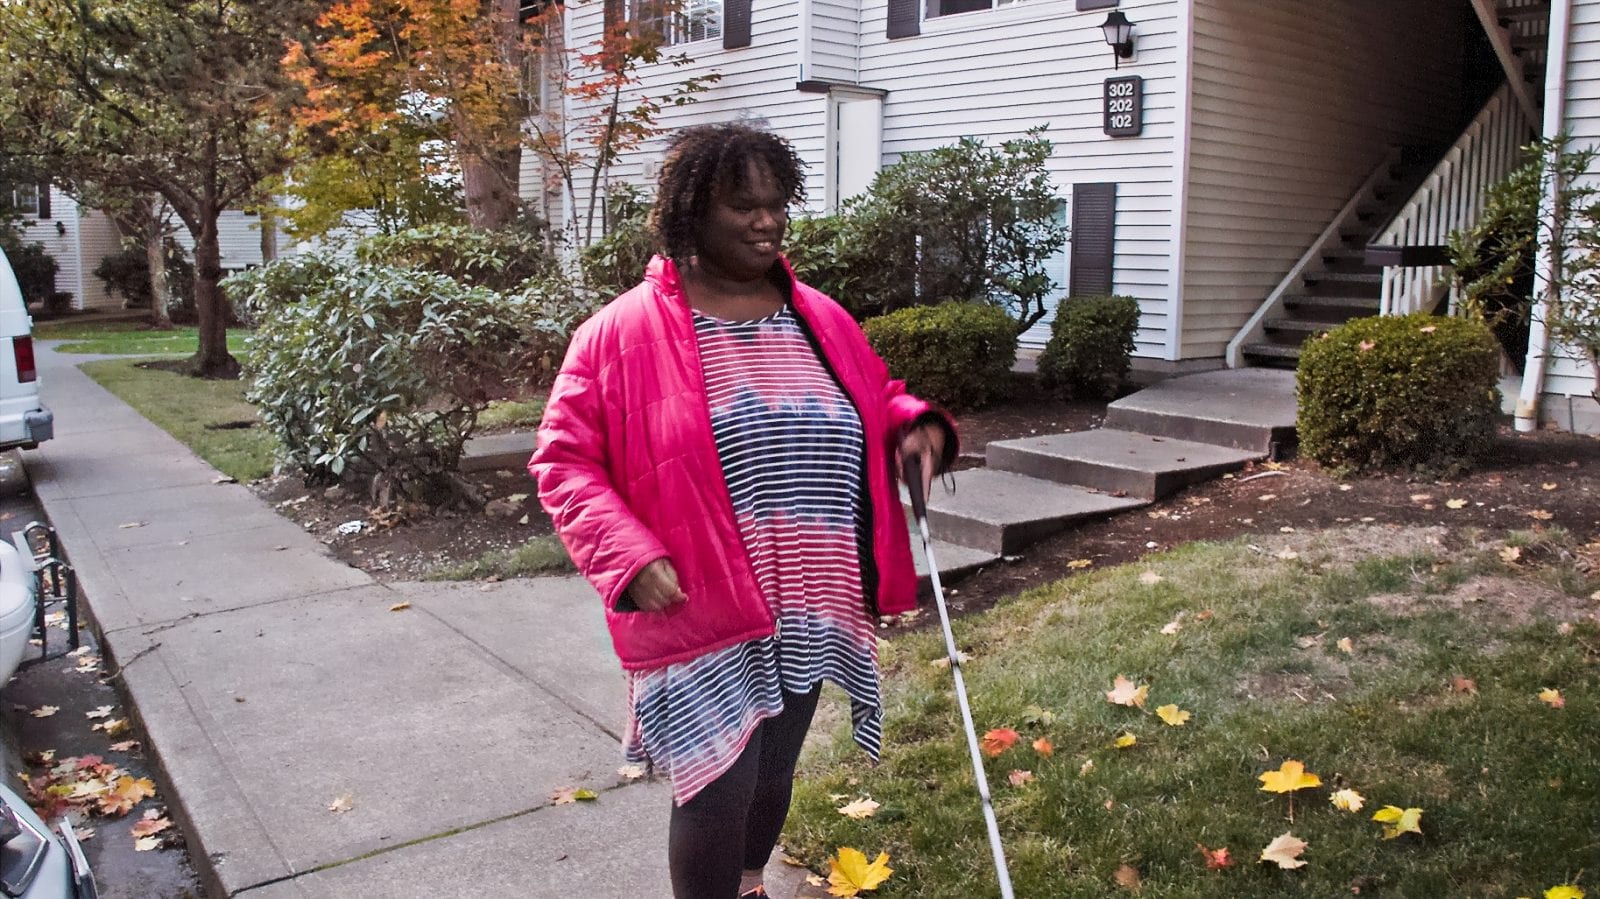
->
xmin=902 ymin=454 xmax=1016 ymax=899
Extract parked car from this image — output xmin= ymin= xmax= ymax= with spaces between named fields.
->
xmin=0 ymin=780 xmax=97 ymax=899
xmin=0 ymin=247 xmax=52 ymax=451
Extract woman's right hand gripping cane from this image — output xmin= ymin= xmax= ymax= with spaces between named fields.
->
xmin=627 ymin=558 xmax=687 ymax=612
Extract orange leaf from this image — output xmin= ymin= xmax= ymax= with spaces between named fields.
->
xmin=979 ymin=728 xmax=1019 ymax=757
xmin=1032 ymin=737 xmax=1054 ymax=757
xmin=1196 ymin=843 xmax=1234 ymax=869
xmin=1113 ymin=863 xmax=1141 ymax=890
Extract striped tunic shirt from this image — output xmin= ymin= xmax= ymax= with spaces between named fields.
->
xmin=622 ymin=305 xmax=884 ymax=805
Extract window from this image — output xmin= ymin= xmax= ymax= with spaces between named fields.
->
xmin=926 ymin=0 xmax=990 ymax=16
xmin=8 ymin=185 xmax=39 ymax=217
xmin=636 ymin=0 xmax=721 ymax=45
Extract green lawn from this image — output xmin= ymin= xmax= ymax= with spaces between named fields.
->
xmin=78 ymin=358 xmax=276 ymax=482
xmin=786 ymin=527 xmax=1598 ymax=898
xmin=36 ymin=320 xmax=249 ymax=356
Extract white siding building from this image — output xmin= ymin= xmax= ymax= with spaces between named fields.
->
xmin=537 ymin=0 xmax=1600 ymax=432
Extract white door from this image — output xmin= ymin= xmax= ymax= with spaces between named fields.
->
xmin=830 ymin=93 xmax=883 ymax=211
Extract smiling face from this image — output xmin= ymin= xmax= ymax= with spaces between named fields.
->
xmin=694 ymin=159 xmax=789 ymax=282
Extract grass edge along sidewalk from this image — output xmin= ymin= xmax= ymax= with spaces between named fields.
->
xmin=785 ymin=526 xmax=1599 ymax=898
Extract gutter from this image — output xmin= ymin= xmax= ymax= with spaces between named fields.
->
xmin=1517 ymin=0 xmax=1575 ymax=432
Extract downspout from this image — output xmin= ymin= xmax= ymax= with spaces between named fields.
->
xmin=797 ymin=0 xmax=812 ymax=84
xmin=1516 ymin=0 xmax=1574 ymax=432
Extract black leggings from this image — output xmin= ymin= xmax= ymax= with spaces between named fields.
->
xmin=668 ymin=686 xmax=821 ymax=898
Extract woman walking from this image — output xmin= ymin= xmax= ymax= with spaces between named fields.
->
xmin=530 ymin=123 xmax=956 ymax=898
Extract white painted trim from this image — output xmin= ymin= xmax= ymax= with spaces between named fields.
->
xmin=1167 ymin=0 xmax=1195 ymax=363
xmin=1468 ymin=0 xmax=1541 ymax=124
xmin=1518 ymin=0 xmax=1575 ymax=432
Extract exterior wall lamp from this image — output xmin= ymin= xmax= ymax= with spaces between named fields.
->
xmin=1101 ymin=11 xmax=1135 ymax=68
xmin=54 ymin=221 xmax=66 ymax=237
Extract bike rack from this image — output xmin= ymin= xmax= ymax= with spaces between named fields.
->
xmin=19 ymin=520 xmax=81 ymax=663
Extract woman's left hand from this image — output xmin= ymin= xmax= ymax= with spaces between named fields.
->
xmin=897 ymin=422 xmax=946 ymax=502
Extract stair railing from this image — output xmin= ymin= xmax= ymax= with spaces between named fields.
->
xmin=1224 ymin=149 xmax=1400 ymax=368
xmin=1372 ymin=82 xmax=1536 ymax=316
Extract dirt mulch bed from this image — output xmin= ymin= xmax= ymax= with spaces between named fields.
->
xmin=253 ymin=380 xmax=1600 ymax=598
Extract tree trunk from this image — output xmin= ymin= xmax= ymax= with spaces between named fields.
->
xmin=144 ymin=226 xmax=173 ymax=330
xmin=462 ymin=145 xmax=521 ymax=230
xmin=259 ymin=210 xmax=278 ymax=263
xmin=188 ymin=217 xmax=239 ymax=378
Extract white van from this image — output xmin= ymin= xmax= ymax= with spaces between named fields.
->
xmin=0 ymin=247 xmax=52 ymax=450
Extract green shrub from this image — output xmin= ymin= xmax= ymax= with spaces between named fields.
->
xmin=836 ymin=129 xmax=1066 ymax=332
xmin=0 ymin=231 xmax=63 ymax=308
xmin=863 ymin=302 xmax=1017 ymax=410
xmin=229 ymin=235 xmax=588 ymax=506
xmin=784 ymin=214 xmax=859 ymax=314
xmin=579 ymin=186 xmax=656 ymax=298
xmin=355 ymin=223 xmax=561 ymax=292
xmin=1037 ymin=295 xmax=1140 ymax=399
xmin=91 ymin=241 xmax=198 ymax=315
xmin=1297 ymin=314 xmax=1501 ymax=475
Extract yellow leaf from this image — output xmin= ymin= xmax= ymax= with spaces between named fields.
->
xmin=328 ymin=793 xmax=354 ymax=813
xmin=1501 ymin=546 xmax=1523 ymax=564
xmin=133 ymin=836 xmax=162 ymax=852
xmin=1545 ymin=886 xmax=1585 ymax=899
xmin=1067 ymin=559 xmax=1093 ymax=570
xmin=617 ymin=764 xmax=646 ymax=781
xmin=1371 ymin=805 xmax=1424 ymax=839
xmin=1105 ymin=676 xmax=1148 ymax=708
xmin=836 ymin=797 xmax=880 ymax=819
xmin=1336 ymin=637 xmax=1354 ymax=654
xmin=1259 ymin=831 xmax=1308 ymax=869
xmin=1530 ymin=509 xmax=1554 ymax=521
xmin=1138 ymin=571 xmax=1164 ymax=586
xmin=827 ymin=847 xmax=892 ymax=896
xmin=1258 ymin=760 xmax=1322 ymax=793
xmin=1113 ymin=732 xmax=1137 ymax=749
xmin=1542 ymin=482 xmax=1559 ymax=491
xmin=388 ymin=602 xmax=411 ymax=612
xmin=1445 ymin=498 xmax=1467 ymax=509
xmin=1156 ymin=704 xmax=1191 ymax=726
xmin=1538 ymin=687 xmax=1565 ymax=709
xmin=30 ymin=706 xmax=59 ymax=718
xmin=1329 ymin=788 xmax=1365 ymax=812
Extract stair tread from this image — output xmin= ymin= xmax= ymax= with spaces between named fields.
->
xmin=1284 ymin=294 xmax=1380 ymax=310
xmin=910 ymin=537 xmax=999 ymax=581
xmin=988 ymin=430 xmax=1261 ymax=475
xmin=908 ymin=468 xmax=1146 ymax=525
xmin=1242 ymin=343 xmax=1303 ymax=359
xmin=1265 ymin=318 xmax=1334 ymax=333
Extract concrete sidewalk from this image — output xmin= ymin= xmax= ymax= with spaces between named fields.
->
xmin=26 ymin=345 xmax=820 ymax=898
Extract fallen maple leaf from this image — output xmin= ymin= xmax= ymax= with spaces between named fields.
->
xmin=1159 ymin=614 xmax=1183 ymax=635
xmin=1452 ymin=677 xmax=1478 ymax=694
xmin=1259 ymin=760 xmax=1322 ymax=793
xmin=30 ymin=706 xmax=59 ymax=718
xmin=827 ymin=847 xmax=892 ymax=896
xmin=134 ymin=836 xmax=162 ymax=851
xmin=1446 ymin=499 xmax=1468 ymax=509
xmin=1139 ymin=571 xmax=1165 ymax=586
xmin=1156 ymin=704 xmax=1192 ymax=726
xmin=1032 ymin=737 xmax=1054 ymax=757
xmin=1544 ymin=886 xmax=1585 ymax=899
xmin=98 ymin=776 xmax=156 ymax=816
xmin=1113 ymin=732 xmax=1137 ymax=749
xmin=1105 ymin=676 xmax=1149 ymax=708
xmin=616 ymin=764 xmax=646 ymax=781
xmin=1358 ymin=340 xmax=1376 ymax=353
xmin=1530 ymin=509 xmax=1554 ymax=521
xmin=1538 ymin=687 xmax=1565 ymax=709
xmin=1196 ymin=843 xmax=1234 ymax=869
xmin=108 ymin=741 xmax=140 ymax=753
xmin=980 ymin=728 xmax=1020 ymax=757
xmin=130 ymin=814 xmax=172 ymax=839
xmin=85 ymin=706 xmax=114 ymax=720
xmin=328 ymin=794 xmax=354 ymax=813
xmin=1501 ymin=545 xmax=1523 ymax=564
xmin=1113 ymin=863 xmax=1141 ymax=890
xmin=92 ymin=719 xmax=131 ymax=737
xmin=836 ymin=797 xmax=880 ymax=819
xmin=1067 ymin=559 xmax=1093 ymax=570
xmin=550 ymin=787 xmax=598 ymax=805
xmin=1330 ymin=788 xmax=1365 ymax=812
xmin=1371 ymin=805 xmax=1423 ymax=839
xmin=1021 ymin=705 xmax=1056 ymax=727
xmin=1079 ymin=759 xmax=1095 ymax=776
xmin=1259 ymin=831 xmax=1308 ymax=869
xmin=929 ymin=650 xmax=972 ymax=669
xmin=1336 ymin=637 xmax=1355 ymax=654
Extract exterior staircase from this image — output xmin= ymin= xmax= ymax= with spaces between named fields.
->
xmin=909 ymin=369 xmax=1298 ymax=588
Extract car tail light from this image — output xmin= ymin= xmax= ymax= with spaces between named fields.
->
xmin=12 ymin=337 xmax=34 ymax=383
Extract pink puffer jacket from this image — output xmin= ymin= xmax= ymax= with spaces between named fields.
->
xmin=530 ymin=256 xmax=952 ymax=671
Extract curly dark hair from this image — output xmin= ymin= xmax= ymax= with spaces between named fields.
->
xmin=650 ymin=123 xmax=806 ymax=261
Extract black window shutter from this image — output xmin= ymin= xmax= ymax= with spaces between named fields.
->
xmin=36 ymin=183 xmax=50 ymax=220
xmin=723 ymin=0 xmax=751 ymax=48
xmin=1069 ymin=182 xmax=1116 ymax=297
xmin=886 ymin=0 xmax=919 ymax=38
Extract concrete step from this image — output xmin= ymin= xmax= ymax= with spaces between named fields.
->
xmin=903 ymin=468 xmax=1145 ymax=555
xmin=1283 ymin=293 xmax=1380 ymax=315
xmin=1264 ymin=317 xmax=1333 ymax=336
xmin=908 ymin=533 xmax=1000 ymax=591
xmin=1101 ymin=369 xmax=1298 ymax=455
xmin=987 ymin=429 xmax=1262 ymax=500
xmin=1241 ymin=342 xmax=1303 ymax=367
xmin=461 ymin=431 xmax=535 ymax=472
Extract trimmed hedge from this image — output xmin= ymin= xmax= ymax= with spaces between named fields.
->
xmin=1297 ymin=313 xmax=1501 ymax=475
xmin=1037 ymin=295 xmax=1140 ymax=399
xmin=863 ymin=301 xmax=1017 ymax=411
